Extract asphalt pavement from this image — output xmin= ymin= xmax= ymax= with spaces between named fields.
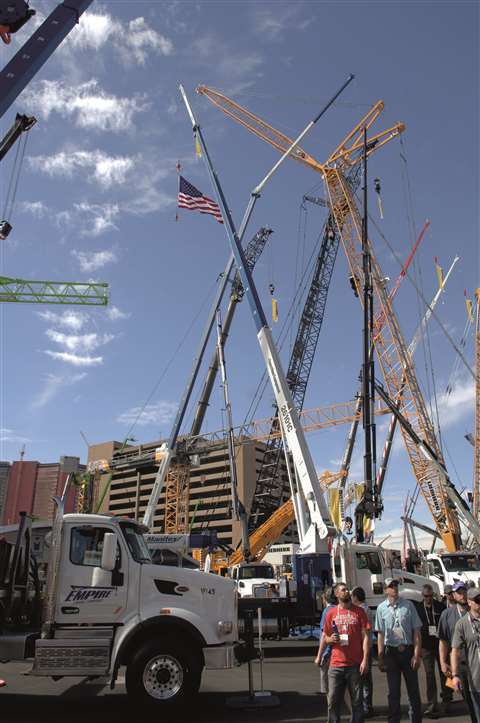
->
xmin=0 ymin=645 xmax=471 ymax=723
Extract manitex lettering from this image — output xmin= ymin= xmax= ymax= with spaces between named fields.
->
xmin=64 ymin=586 xmax=114 ymax=602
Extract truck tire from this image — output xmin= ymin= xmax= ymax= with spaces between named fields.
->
xmin=125 ymin=636 xmax=202 ymax=707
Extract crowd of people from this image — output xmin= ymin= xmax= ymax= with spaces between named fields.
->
xmin=315 ymin=578 xmax=480 ymax=722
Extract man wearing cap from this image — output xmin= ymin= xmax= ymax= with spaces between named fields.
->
xmin=438 ymin=581 xmax=475 ymax=719
xmin=451 ymin=586 xmax=480 ymax=721
xmin=375 ymin=578 xmax=423 ymax=723
xmin=415 ymin=583 xmax=449 ymax=718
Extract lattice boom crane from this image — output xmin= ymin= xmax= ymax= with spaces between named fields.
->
xmin=197 ymin=86 xmax=462 ymax=551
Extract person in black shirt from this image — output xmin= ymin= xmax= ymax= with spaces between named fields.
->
xmin=415 ymin=584 xmax=449 ymax=717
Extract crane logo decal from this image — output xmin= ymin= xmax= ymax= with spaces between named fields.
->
xmin=280 ymin=404 xmax=293 ymax=434
xmin=64 ymin=586 xmax=114 ymax=603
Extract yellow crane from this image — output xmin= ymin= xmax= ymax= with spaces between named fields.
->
xmin=196 ymin=86 xmax=461 ymax=551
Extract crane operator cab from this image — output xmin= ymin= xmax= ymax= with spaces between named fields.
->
xmin=0 ymin=0 xmax=36 ymax=44
xmin=0 ymin=221 xmax=12 ymax=240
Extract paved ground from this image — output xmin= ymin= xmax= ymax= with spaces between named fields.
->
xmin=0 ymin=646 xmax=470 ymax=722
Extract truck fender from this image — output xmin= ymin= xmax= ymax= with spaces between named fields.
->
xmin=111 ymin=615 xmax=207 ymax=686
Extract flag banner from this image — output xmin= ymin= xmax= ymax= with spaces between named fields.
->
xmin=466 ymin=297 xmax=473 ymax=323
xmin=328 ymin=488 xmax=342 ymax=530
xmin=271 ymin=297 xmax=278 ymax=323
xmin=434 ymin=257 xmax=444 ymax=290
xmin=178 ymin=176 xmax=223 ymax=224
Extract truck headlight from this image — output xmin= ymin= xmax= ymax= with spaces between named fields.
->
xmin=218 ymin=620 xmax=233 ymax=635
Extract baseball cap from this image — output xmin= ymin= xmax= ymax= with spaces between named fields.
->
xmin=467 ymin=587 xmax=480 ymax=601
xmin=384 ymin=577 xmax=399 ymax=588
xmin=452 ymin=581 xmax=467 ymax=592
xmin=444 ymin=584 xmax=453 ymax=594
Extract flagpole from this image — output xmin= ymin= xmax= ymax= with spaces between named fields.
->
xmin=175 ymin=160 xmax=181 ymax=222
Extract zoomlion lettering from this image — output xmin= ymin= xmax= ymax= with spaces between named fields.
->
xmin=64 ymin=586 xmax=114 ymax=603
xmin=280 ymin=404 xmax=293 ymax=433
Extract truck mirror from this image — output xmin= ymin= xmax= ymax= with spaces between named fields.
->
xmin=101 ymin=532 xmax=117 ymax=571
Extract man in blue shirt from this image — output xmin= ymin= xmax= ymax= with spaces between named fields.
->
xmin=375 ymin=578 xmax=423 ymax=723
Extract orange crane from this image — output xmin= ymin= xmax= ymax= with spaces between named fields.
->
xmin=196 ymin=86 xmax=461 ymax=551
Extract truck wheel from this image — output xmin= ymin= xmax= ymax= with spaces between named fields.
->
xmin=125 ymin=636 xmax=202 ymax=707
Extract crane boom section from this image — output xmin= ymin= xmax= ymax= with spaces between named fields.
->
xmin=0 ymin=0 xmax=94 ymax=120
xmin=324 ymin=167 xmax=461 ymax=550
xmin=0 ymin=276 xmax=108 ymax=305
xmin=198 ymin=87 xmax=461 ymax=551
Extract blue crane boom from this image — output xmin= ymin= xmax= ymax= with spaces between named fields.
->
xmin=0 ymin=0 xmax=94 ymax=120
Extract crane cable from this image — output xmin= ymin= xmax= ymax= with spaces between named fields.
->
xmin=399 ymin=136 xmax=443 ymax=450
xmin=2 ymin=129 xmax=29 ymax=221
xmin=242 ymin=200 xmax=328 ymax=426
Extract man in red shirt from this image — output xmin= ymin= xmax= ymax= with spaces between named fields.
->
xmin=316 ymin=582 xmax=370 ymax=723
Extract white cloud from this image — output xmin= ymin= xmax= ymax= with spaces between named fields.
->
xmin=46 ymin=329 xmax=114 ymax=354
xmin=32 ymin=372 xmax=87 ymax=409
xmin=436 ymin=378 xmax=474 ymax=429
xmin=56 ymin=202 xmax=120 ymax=237
xmin=19 ymin=200 xmax=48 ymax=217
xmin=0 ymin=430 xmax=31 ymax=444
xmin=23 ymin=79 xmax=148 ymax=132
xmin=117 ymin=401 xmax=177 ymax=426
xmin=37 ymin=309 xmax=89 ymax=332
xmin=106 ymin=305 xmax=130 ymax=321
xmin=68 ymin=12 xmax=173 ymax=65
xmin=45 ymin=351 xmax=103 ymax=367
xmin=28 ymin=150 xmax=135 ymax=188
xmin=252 ymin=4 xmax=314 ymax=42
xmin=71 ymin=248 xmax=118 ymax=272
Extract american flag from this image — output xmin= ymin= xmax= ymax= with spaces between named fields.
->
xmin=177 ymin=176 xmax=223 ymax=224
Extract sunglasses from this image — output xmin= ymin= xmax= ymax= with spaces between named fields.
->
xmin=423 ymin=594 xmax=433 ymax=598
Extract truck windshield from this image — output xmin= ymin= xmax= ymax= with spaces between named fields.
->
xmin=120 ymin=522 xmax=152 ymax=563
xmin=238 ymin=565 xmax=274 ymax=580
xmin=442 ymin=555 xmax=480 ymax=572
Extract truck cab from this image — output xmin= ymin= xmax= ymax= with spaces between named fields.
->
xmin=0 ymin=509 xmax=240 ymax=708
xmin=426 ymin=552 xmax=480 ymax=593
xmin=230 ymin=561 xmax=277 ymax=598
xmin=332 ymin=538 xmax=438 ymax=608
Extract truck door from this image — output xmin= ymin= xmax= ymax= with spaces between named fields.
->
xmin=55 ymin=523 xmax=129 ymax=624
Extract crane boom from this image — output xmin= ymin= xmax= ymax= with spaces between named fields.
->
xmin=180 ymin=80 xmax=357 ymax=550
xmin=0 ymin=276 xmax=108 ymax=305
xmin=474 ymin=289 xmax=480 ymax=520
xmin=0 ymin=0 xmax=94 ymax=120
xmin=198 ymin=87 xmax=462 ymax=551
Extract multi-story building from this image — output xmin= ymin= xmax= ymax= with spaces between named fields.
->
xmin=2 ymin=456 xmax=84 ymax=525
xmin=0 ymin=461 xmax=10 ymax=522
xmin=88 ymin=437 xmax=296 ymax=550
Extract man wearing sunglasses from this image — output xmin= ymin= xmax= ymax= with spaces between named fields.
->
xmin=438 ymin=581 xmax=476 ymax=720
xmin=451 ymin=586 xmax=480 ymax=722
xmin=415 ymin=584 xmax=449 ymax=718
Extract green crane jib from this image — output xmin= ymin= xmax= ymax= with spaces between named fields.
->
xmin=0 ymin=276 xmax=108 ymax=305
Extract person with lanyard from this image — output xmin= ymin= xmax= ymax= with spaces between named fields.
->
xmin=451 ymin=586 xmax=480 ymax=722
xmin=317 ymin=582 xmax=370 ymax=723
xmin=315 ymin=586 xmax=337 ymax=695
xmin=414 ymin=583 xmax=450 ymax=718
xmin=352 ymin=586 xmax=375 ymax=718
xmin=438 ymin=581 xmax=476 ymax=719
xmin=443 ymin=584 xmax=455 ymax=608
xmin=375 ymin=577 xmax=423 ymax=723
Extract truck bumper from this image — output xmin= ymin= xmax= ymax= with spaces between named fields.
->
xmin=203 ymin=644 xmax=238 ymax=669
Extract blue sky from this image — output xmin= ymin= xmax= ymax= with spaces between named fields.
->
xmin=0 ymin=0 xmax=477 ymax=547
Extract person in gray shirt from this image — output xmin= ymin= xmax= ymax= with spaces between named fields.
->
xmin=451 ymin=586 xmax=480 ymax=722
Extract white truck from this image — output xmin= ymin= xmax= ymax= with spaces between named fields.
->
xmin=0 ymin=500 xmax=240 ymax=708
xmin=230 ymin=561 xmax=280 ymax=599
xmin=425 ymin=551 xmax=480 ymax=593
xmin=332 ymin=539 xmax=440 ymax=607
